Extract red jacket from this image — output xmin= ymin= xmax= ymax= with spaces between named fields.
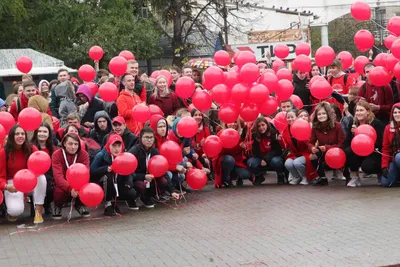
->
xmin=192 ymin=125 xmax=210 ymax=156
xmin=116 ymin=90 xmax=143 ymax=135
xmin=149 ymin=115 xmax=168 ymax=150
xmin=308 ymin=122 xmax=345 ymax=152
xmin=9 ymin=92 xmax=52 ymax=121
xmin=148 ymin=92 xmax=181 ymax=117
xmin=0 ymin=146 xmax=38 ymax=189
xmin=382 ymin=103 xmax=400 ymax=168
xmin=358 ymin=82 xmax=394 ymax=121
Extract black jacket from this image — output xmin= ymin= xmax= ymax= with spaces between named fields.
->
xmin=81 ymin=97 xmax=105 ymax=125
xmin=90 ymin=111 xmax=112 ymax=146
xmin=293 ymin=74 xmax=311 ymax=112
xmin=102 ymin=128 xmax=138 ymax=151
xmin=344 ymin=117 xmax=385 ymax=150
xmin=251 ymin=127 xmax=282 ymax=162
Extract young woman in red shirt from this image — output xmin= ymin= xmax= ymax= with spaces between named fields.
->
xmin=191 ymin=108 xmax=211 ymax=172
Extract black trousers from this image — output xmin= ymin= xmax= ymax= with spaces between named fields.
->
xmin=98 ymin=175 xmax=137 ymax=202
xmin=343 ymin=147 xmax=381 ymax=178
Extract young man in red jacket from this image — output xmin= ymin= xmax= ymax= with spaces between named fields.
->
xmin=358 ymin=63 xmax=394 ymax=124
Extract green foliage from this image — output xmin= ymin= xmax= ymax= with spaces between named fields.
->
xmin=0 ymin=0 xmax=161 ymax=68
xmin=0 ymin=0 xmax=26 ymax=22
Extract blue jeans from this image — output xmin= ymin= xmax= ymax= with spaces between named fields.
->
xmin=382 ymin=153 xmax=400 ymax=187
xmin=247 ymin=156 xmax=284 ymax=176
xmin=222 ymin=155 xmax=251 ymax=182
xmin=284 ymin=156 xmax=306 ymax=179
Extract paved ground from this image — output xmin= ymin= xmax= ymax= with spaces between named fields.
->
xmin=0 ymin=173 xmax=399 ymax=267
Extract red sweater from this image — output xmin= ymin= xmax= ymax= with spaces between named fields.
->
xmin=192 ymin=125 xmax=210 ymax=156
xmin=52 ymin=149 xmax=89 ymax=193
xmin=0 ymin=146 xmax=38 ymax=189
xmin=308 ymin=122 xmax=345 ymax=151
xmin=148 ymin=92 xmax=181 ymax=117
xmin=358 ymin=83 xmax=394 ymax=121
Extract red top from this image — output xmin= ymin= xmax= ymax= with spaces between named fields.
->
xmin=0 ymin=145 xmax=38 ymax=189
xmin=308 ymin=122 xmax=345 ymax=152
xmin=259 ymin=137 xmax=272 ymax=155
xmin=148 ymin=92 xmax=181 ymax=117
xmin=116 ymin=90 xmax=143 ymax=135
xmin=192 ymin=125 xmax=211 ymax=156
xmin=358 ymin=83 xmax=394 ymax=121
xmin=9 ymin=92 xmax=52 ymax=121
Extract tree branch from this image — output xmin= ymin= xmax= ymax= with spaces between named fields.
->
xmin=182 ymin=1 xmax=213 ymax=44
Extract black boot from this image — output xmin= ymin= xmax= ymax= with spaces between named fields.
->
xmin=223 ymin=180 xmax=235 ymax=188
xmin=253 ymin=175 xmax=265 ymax=186
xmin=313 ymin=177 xmax=328 ymax=186
xmin=277 ymin=173 xmax=285 ymax=185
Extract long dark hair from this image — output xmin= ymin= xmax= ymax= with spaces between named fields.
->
xmin=190 ymin=108 xmax=207 ymax=127
xmin=252 ymin=116 xmax=276 ymax=140
xmin=32 ymin=122 xmax=55 ymax=155
xmin=4 ymin=124 xmax=33 ymax=160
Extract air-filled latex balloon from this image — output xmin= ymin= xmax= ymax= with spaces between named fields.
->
xmin=373 ymin=53 xmax=388 ymax=67
xmin=214 ymin=50 xmax=231 ymax=66
xmin=119 ymin=50 xmax=135 ymax=60
xmin=66 ymin=163 xmax=90 ymax=190
xmin=177 ymin=117 xmax=198 ymax=138
xmin=274 ymin=44 xmax=289 ymax=59
xmin=18 ymin=107 xmax=42 ymax=131
xmin=16 ymin=56 xmax=32 ymax=73
xmin=325 ymin=148 xmax=346 ymax=169
xmin=224 ymin=71 xmax=239 ymax=88
xmin=202 ymin=135 xmax=223 ymax=157
xmin=315 ymin=46 xmax=335 ymax=67
xmin=148 ymin=155 xmax=169 ymax=177
xmin=150 ymin=70 xmax=160 ymax=79
xmin=192 ymin=90 xmax=212 ymax=111
xmin=293 ymin=55 xmax=311 ymax=72
xmin=386 ymin=54 xmax=398 ymax=72
xmin=290 ymin=119 xmax=311 ymax=141
xmin=276 ymin=68 xmax=293 ymax=81
xmin=158 ymin=70 xmax=173 ymax=87
xmin=132 ymin=104 xmax=151 ymax=123
xmin=249 ymin=83 xmax=269 ymax=104
xmin=109 ymin=56 xmax=128 ymax=76
xmin=368 ymin=66 xmax=391 ymax=86
xmin=218 ymin=103 xmax=240 ymax=124
xmin=276 ymin=79 xmax=294 ymax=100
xmin=394 ymin=62 xmax=400 ymax=80
xmin=99 ymin=82 xmax=118 ymax=102
xmin=259 ymin=97 xmax=278 ymax=116
xmin=160 ymin=141 xmax=183 ymax=164
xmin=28 ymin=151 xmax=51 ymax=175
xmin=273 ymin=111 xmax=287 ymax=132
xmin=13 ymin=169 xmax=37 ymax=193
xmin=354 ymin=124 xmax=377 ymax=143
xmin=354 ymin=30 xmax=374 ymax=52
xmin=391 ymin=39 xmax=400 ymax=59
xmin=239 ymin=63 xmax=259 ymax=83
xmin=350 ymin=2 xmax=371 ymax=21
xmin=212 ymin=84 xmax=231 ymax=104
xmin=385 ymin=35 xmax=398 ymax=50
xmin=290 ymin=95 xmax=304 ymax=109
xmin=78 ymin=64 xmax=96 ymax=82
xmin=310 ymin=80 xmax=332 ymax=100
xmin=388 ymin=16 xmax=400 ymax=37
xmin=354 ymin=56 xmax=370 ymax=74
xmin=186 ymin=168 xmax=208 ymax=190
xmin=272 ymin=59 xmax=285 ymax=72
xmin=203 ymin=66 xmax=225 ymax=89
xmin=87 ymin=82 xmax=99 ymax=96
xmin=0 ymin=191 xmax=3 ymax=205
xmin=175 ymin=76 xmax=195 ymax=99
xmin=89 ymin=46 xmax=104 ymax=61
xmin=149 ymin=104 xmax=163 ymax=116
xmin=235 ymin=51 xmax=256 ymax=67
xmin=112 ymin=153 xmax=138 ymax=175
xmin=295 ymin=43 xmax=311 ymax=56
xmin=79 ymin=183 xmax=104 ymax=207
xmin=0 ymin=112 xmax=15 ymax=134
xmin=259 ymin=72 xmax=279 ymax=93
xmin=219 ymin=128 xmax=240 ymax=148
xmin=231 ymin=83 xmax=250 ymax=103
xmin=337 ymin=51 xmax=353 ymax=70
xmin=240 ymin=102 xmax=259 ymax=122
xmin=351 ymin=134 xmax=374 ymax=156
xmin=0 ymin=125 xmax=5 ymax=146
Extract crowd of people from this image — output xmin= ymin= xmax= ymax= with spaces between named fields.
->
xmin=0 ymin=55 xmax=399 ymax=225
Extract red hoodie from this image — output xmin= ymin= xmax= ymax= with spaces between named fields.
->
xmin=9 ymin=91 xmax=52 ymax=121
xmin=382 ymin=103 xmax=400 ymax=168
xmin=149 ymin=115 xmax=167 ymax=150
xmin=358 ymin=82 xmax=394 ymax=121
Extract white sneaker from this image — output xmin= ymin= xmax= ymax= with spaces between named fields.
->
xmin=347 ymin=177 xmax=358 ymax=187
xmin=363 ymin=173 xmax=373 ymax=178
xmin=289 ymin=177 xmax=301 ymax=185
xmin=300 ymin=178 xmax=309 ymax=185
xmin=355 ymin=177 xmax=362 ymax=187
xmin=332 ymin=170 xmax=346 ymax=180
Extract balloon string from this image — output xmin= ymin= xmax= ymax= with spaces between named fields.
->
xmin=179 ymin=183 xmax=187 ymax=204
xmin=67 ymin=198 xmax=75 ymax=223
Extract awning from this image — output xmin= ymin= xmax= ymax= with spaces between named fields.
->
xmin=0 ymin=66 xmax=77 ymax=77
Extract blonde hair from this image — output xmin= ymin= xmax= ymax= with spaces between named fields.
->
xmin=353 ymin=100 xmax=375 ymax=126
xmin=153 ymin=75 xmax=170 ymax=97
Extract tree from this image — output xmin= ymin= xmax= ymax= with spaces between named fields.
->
xmin=0 ymin=0 xmax=26 ymax=22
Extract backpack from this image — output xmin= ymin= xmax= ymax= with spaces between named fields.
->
xmin=329 ymin=73 xmax=349 ymax=87
xmin=15 ymin=98 xmax=22 ymax=113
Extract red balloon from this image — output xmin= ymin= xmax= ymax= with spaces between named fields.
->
xmin=78 ymin=64 xmax=96 ymax=82
xmin=385 ymin=35 xmax=398 ymax=50
xmin=112 ymin=153 xmax=138 ymax=175
xmin=0 ymin=125 xmax=5 ymax=145
xmin=272 ymin=59 xmax=285 ymax=72
xmin=290 ymin=119 xmax=311 ymax=141
xmin=13 ymin=169 xmax=37 ymax=193
xmin=203 ymin=66 xmax=224 ymax=89
xmin=149 ymin=104 xmax=164 ymax=116
xmin=240 ymin=102 xmax=259 ymax=122
xmin=293 ymin=55 xmax=311 ymax=72
xmin=150 ymin=70 xmax=160 ymax=79
xmin=212 ymin=84 xmax=231 ymax=104
xmin=373 ymin=53 xmax=388 ymax=67
xmin=310 ymin=80 xmax=333 ymax=99
xmin=337 ymin=51 xmax=353 ymax=70
xmin=391 ymin=39 xmax=400 ymax=59
xmin=386 ymin=54 xmax=399 ymax=72
xmin=175 ymin=77 xmax=195 ymax=99
xmin=186 ymin=168 xmax=208 ymax=190
xmin=66 ymin=163 xmax=90 ymax=190
xmin=354 ymin=30 xmax=374 ymax=52
xmin=351 ymin=2 xmax=371 ymax=21
xmin=99 ymin=82 xmax=118 ymax=102
xmin=351 ymin=134 xmax=374 ymax=156
xmin=158 ymin=70 xmax=173 ymax=87
xmin=219 ymin=103 xmax=240 ymax=123
xmin=192 ymin=90 xmax=212 ymax=111
xmin=315 ymin=46 xmax=335 ymax=67
xmin=177 ymin=117 xmax=198 ymax=138
xmin=88 ymin=46 xmax=104 ymax=61
xmin=368 ymin=66 xmax=391 ymax=86
xmin=132 ymin=104 xmax=151 ymax=123
xmin=239 ymin=63 xmax=259 ymax=83
xmin=259 ymin=72 xmax=279 ymax=93
xmin=28 ymin=151 xmax=51 ymax=175
xmin=79 ymin=183 xmax=104 ymax=207
xmin=354 ymin=124 xmax=377 ymax=143
xmin=295 ymin=43 xmax=311 ymax=56
xmin=309 ymin=75 xmax=326 ymax=88
xmin=224 ymin=71 xmax=239 ymax=88
xmin=274 ymin=44 xmax=289 ymax=59
xmin=259 ymin=97 xmax=278 ymax=116
xmin=276 ymin=68 xmax=292 ymax=81
xmin=0 ymin=191 xmax=3 ymax=205
xmin=203 ymin=135 xmax=223 ymax=157
xmin=219 ymin=128 xmax=240 ymax=148
xmin=263 ymin=69 xmax=275 ymax=74
xmin=388 ymin=16 xmax=400 ymax=37
xmin=148 ymin=155 xmax=169 ymax=177
xmin=214 ymin=50 xmax=231 ymax=66
xmin=18 ymin=107 xmax=42 ymax=131
xmin=249 ymin=83 xmax=269 ymax=104
xmin=276 ymin=79 xmax=294 ymax=100
xmin=160 ymin=141 xmax=183 ymax=165
xmin=16 ymin=56 xmax=32 ymax=74
xmin=231 ymin=83 xmax=249 ymax=103
xmin=290 ymin=95 xmax=304 ymax=109
xmin=325 ymin=148 xmax=346 ymax=169
xmin=108 ymin=56 xmax=128 ymax=76
xmin=0 ymin=112 xmax=15 ymax=134
xmin=354 ymin=56 xmax=370 ymax=74
xmin=87 ymin=82 xmax=99 ymax=96
xmin=119 ymin=50 xmax=135 ymax=60
xmin=235 ymin=51 xmax=256 ymax=67
xmin=394 ymin=62 xmax=400 ymax=79
xmin=273 ymin=111 xmax=287 ymax=132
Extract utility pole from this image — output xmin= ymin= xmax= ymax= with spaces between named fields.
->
xmin=220 ymin=0 xmax=238 ymax=46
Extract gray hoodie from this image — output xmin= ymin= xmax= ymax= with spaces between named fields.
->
xmin=55 ymin=81 xmax=77 ymax=128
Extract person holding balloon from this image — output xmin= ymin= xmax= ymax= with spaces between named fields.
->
xmin=148 ymin=75 xmax=182 ymax=117
xmin=90 ymin=133 xmax=138 ymax=215
xmin=308 ymin=102 xmax=346 ymax=186
xmin=52 ymin=132 xmax=90 ymax=219
xmin=343 ymin=100 xmax=385 ymax=187
xmin=190 ymin=109 xmax=212 ymax=171
xmin=0 ymin=125 xmax=47 ymax=223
